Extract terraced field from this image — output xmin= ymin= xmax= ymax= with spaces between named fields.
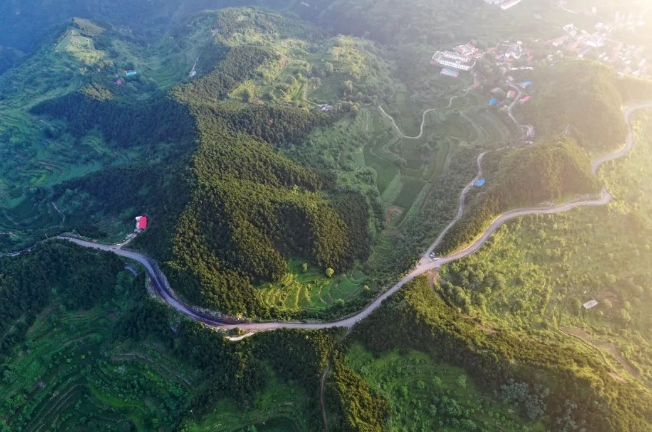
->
xmin=256 ymin=260 xmax=367 ymax=313
xmin=0 ymin=302 xmax=195 ymax=431
xmin=181 ymin=375 xmax=312 ymax=432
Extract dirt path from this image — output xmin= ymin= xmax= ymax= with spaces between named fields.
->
xmin=378 ymin=105 xmax=438 ymax=140
xmin=51 ymin=202 xmax=65 ymax=225
xmin=377 ymin=93 xmax=466 ymax=140
xmin=562 ymin=327 xmax=640 ymax=379
xmin=320 ymin=364 xmax=331 ymax=432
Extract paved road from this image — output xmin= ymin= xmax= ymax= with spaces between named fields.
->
xmin=58 ymin=101 xmax=652 ymax=332
xmin=424 ymin=151 xmax=486 ymax=256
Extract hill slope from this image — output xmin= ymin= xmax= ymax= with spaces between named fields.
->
xmin=26 ymin=9 xmax=391 ymax=317
xmin=439 ymin=137 xmax=600 ymax=252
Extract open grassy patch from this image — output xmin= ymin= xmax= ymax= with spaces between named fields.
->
xmin=392 ymin=179 xmax=425 ymax=209
xmin=345 ymin=344 xmax=543 ymax=432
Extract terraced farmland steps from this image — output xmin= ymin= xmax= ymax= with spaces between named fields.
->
xmin=54 ymin=100 xmax=652 ymax=332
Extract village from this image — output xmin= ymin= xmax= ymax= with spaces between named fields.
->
xmin=483 ymin=0 xmax=524 ymax=11
xmin=430 ymin=40 xmax=537 ymax=143
xmin=548 ymin=8 xmax=648 ymax=78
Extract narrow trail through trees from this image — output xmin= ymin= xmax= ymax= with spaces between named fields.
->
xmin=320 ymin=364 xmax=331 ymax=432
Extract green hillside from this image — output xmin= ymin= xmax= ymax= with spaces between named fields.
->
xmin=2 ymin=2 xmax=652 ymax=431
xmin=521 ymin=61 xmax=635 ymax=153
xmin=16 ymin=8 xmax=394 ymax=318
xmin=439 ymin=137 xmax=600 ymax=253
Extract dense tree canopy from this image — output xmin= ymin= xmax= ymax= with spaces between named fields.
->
xmin=352 ymin=277 xmax=652 ymax=432
xmin=38 ymin=10 xmax=373 ymax=318
xmin=439 ymin=137 xmax=599 ymax=253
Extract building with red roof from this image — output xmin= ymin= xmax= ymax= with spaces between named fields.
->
xmin=135 ymin=216 xmax=148 ymax=231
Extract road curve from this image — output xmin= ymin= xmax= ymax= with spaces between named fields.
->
xmin=377 ymin=92 xmax=467 ymax=140
xmin=58 ymin=101 xmax=652 ymax=332
xmin=424 ymin=151 xmax=486 ymax=256
xmin=378 ymin=105 xmax=438 ymax=140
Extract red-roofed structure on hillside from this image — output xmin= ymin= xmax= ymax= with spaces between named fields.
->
xmin=135 ymin=216 xmax=148 ymax=231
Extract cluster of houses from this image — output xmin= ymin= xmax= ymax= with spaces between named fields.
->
xmin=431 ymin=44 xmax=484 ymax=77
xmin=548 ymin=11 xmax=648 ymax=78
xmin=483 ymin=0 xmax=524 ymax=11
xmin=489 ymin=80 xmax=533 ymax=107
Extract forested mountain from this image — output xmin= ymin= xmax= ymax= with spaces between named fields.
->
xmin=295 ymin=0 xmax=557 ymax=46
xmin=0 ymin=45 xmax=22 ymax=75
xmin=521 ymin=61 xmax=645 ymax=153
xmin=439 ymin=138 xmax=600 ymax=253
xmin=3 ymin=1 xmax=652 ymax=431
xmin=0 ymin=0 xmax=298 ymax=56
xmin=30 ymin=9 xmax=375 ymax=317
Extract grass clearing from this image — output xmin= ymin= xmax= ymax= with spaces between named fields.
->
xmin=345 ymin=344 xmax=543 ymax=431
xmin=392 ymin=179 xmax=425 ymax=209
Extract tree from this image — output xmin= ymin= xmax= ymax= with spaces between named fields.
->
xmin=326 ymin=268 xmax=335 ymax=278
xmin=302 ymin=263 xmax=308 ymax=273
xmin=619 ymin=308 xmax=632 ymax=324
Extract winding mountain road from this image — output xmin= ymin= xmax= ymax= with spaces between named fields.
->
xmin=378 ymin=105 xmax=438 ymax=140
xmin=376 ymin=88 xmax=472 ymax=140
xmin=58 ymin=101 xmax=652 ymax=332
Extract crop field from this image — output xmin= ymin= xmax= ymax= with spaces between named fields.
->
xmin=392 ymin=179 xmax=425 ymax=209
xmin=437 ymin=116 xmax=652 ymax=388
xmin=390 ymin=88 xmax=421 ymax=137
xmin=364 ymin=145 xmax=400 ymax=196
xmin=181 ymin=374 xmax=312 ymax=432
xmin=0 ymin=299 xmax=196 ymax=431
xmin=256 ymin=259 xmax=367 ymax=313
xmin=437 ymin=113 xmax=479 ymax=142
xmin=345 ymin=344 xmax=542 ymax=432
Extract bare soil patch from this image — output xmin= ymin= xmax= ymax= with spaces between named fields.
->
xmin=562 ymin=327 xmax=639 ymax=379
xmin=386 ymin=206 xmax=404 ymax=225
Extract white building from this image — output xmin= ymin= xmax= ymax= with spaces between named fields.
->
xmin=585 ymin=35 xmax=606 ymax=48
xmin=583 ymin=300 xmax=599 ymax=310
xmin=563 ymin=24 xmax=579 ymax=37
xmin=431 ymin=51 xmax=475 ymax=71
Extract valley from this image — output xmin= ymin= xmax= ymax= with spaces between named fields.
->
xmin=2 ymin=1 xmax=652 ymax=431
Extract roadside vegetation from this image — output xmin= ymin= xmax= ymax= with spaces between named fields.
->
xmin=0 ymin=241 xmax=388 ymax=432
xmin=0 ymin=0 xmax=533 ymax=320
xmin=436 ymin=114 xmax=652 ymax=388
xmin=351 ymin=277 xmax=652 ymax=432
xmin=345 ymin=345 xmax=539 ymax=431
xmin=3 ymin=2 xmax=652 ymax=431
